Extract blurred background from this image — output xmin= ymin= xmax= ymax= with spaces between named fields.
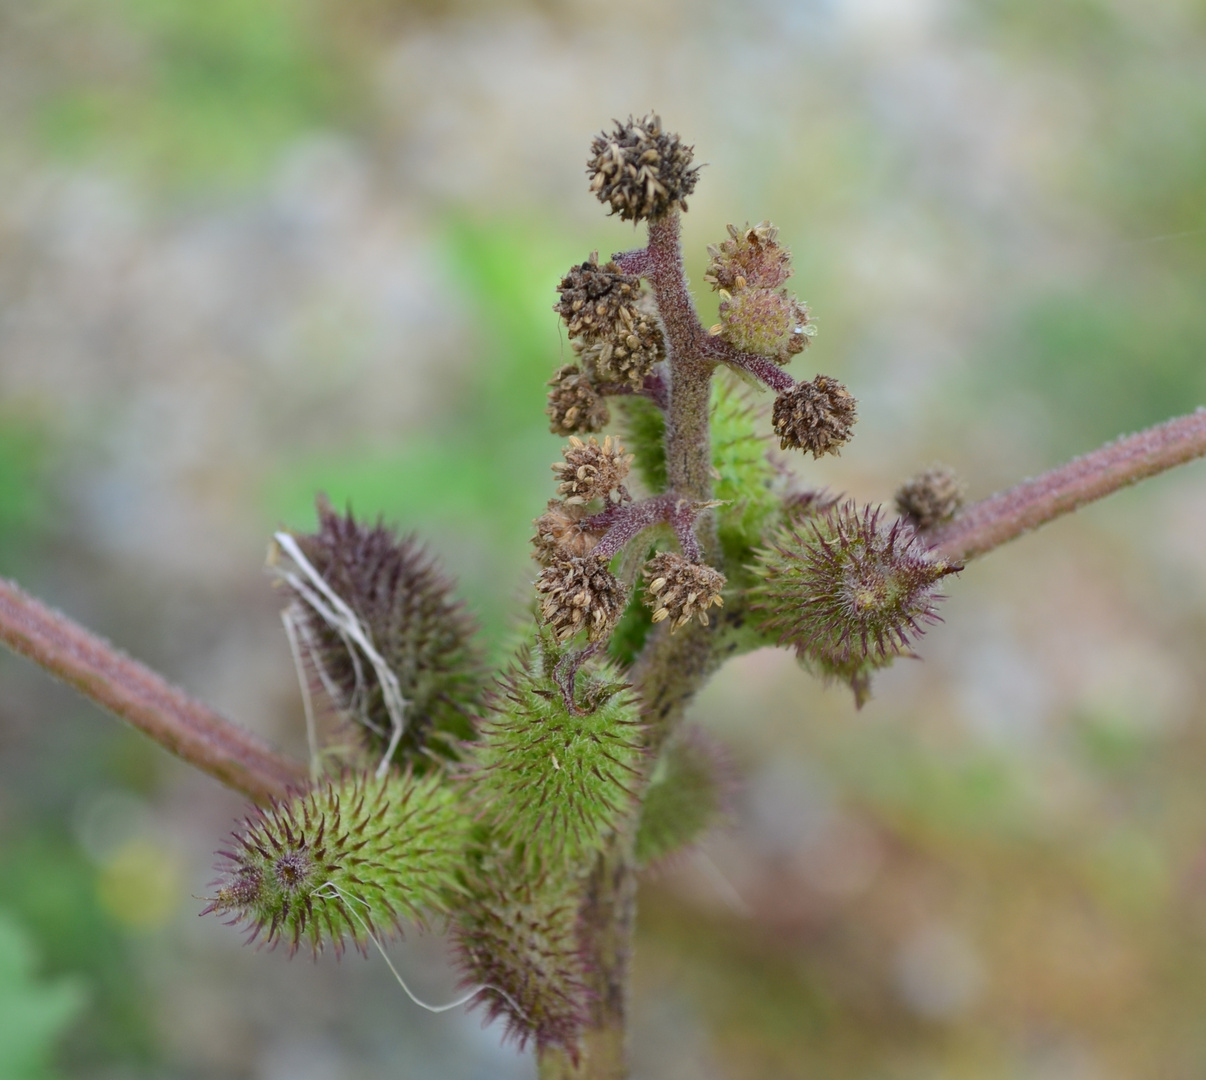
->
xmin=2 ymin=0 xmax=1206 ymax=1076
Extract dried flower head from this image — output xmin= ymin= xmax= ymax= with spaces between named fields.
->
xmin=705 ymin=221 xmax=793 ymax=292
xmin=551 ymin=435 xmax=632 ymax=505
xmin=202 ymin=771 xmax=469 ymax=955
xmin=587 ymin=114 xmax=700 ymax=222
xmin=531 ymin=500 xmax=603 ymax=566
xmin=455 ymin=873 xmax=590 ymax=1058
xmin=546 ymin=363 xmax=609 ymax=435
xmin=717 ymin=287 xmax=812 ymax=363
xmin=895 ymin=465 xmax=965 ymax=531
xmin=642 ymin=551 xmax=726 ymax=631
xmin=753 ymin=502 xmax=961 ymax=705
xmin=290 ymin=500 xmax=484 ymax=766
xmin=772 ymin=375 xmax=858 ymax=456
xmin=576 ymin=290 xmax=665 ymax=389
xmin=535 ymin=553 xmax=628 ymax=642
xmin=555 ymin=253 xmax=640 ymax=340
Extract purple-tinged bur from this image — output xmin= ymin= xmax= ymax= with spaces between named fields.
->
xmin=753 ymin=501 xmax=961 ymax=706
xmin=454 ymin=872 xmax=591 ymax=1061
xmin=285 ymin=498 xmax=486 ymax=769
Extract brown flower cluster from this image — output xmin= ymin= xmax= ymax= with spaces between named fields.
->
xmin=551 ymin=435 xmax=632 ymax=504
xmin=545 ymin=363 xmax=609 ymax=436
xmin=535 ymin=554 xmax=628 ymax=642
xmin=587 ymin=114 xmax=700 ymax=222
xmin=643 ymin=551 xmax=726 ymax=631
xmin=772 ymin=375 xmax=858 ymax=456
xmin=894 ymin=465 xmax=965 ymax=531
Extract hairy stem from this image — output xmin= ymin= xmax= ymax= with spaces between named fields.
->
xmin=931 ymin=408 xmax=1206 ymax=561
xmin=0 ymin=576 xmax=306 ymax=803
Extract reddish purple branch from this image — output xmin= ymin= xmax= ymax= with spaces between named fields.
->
xmin=704 ymin=338 xmax=796 ymax=393
xmin=931 ymin=409 xmax=1206 ymax=561
xmin=0 ymin=576 xmax=307 ymax=803
xmin=595 ymin=370 xmax=669 ymax=411
xmin=588 ymin=493 xmax=706 ymax=562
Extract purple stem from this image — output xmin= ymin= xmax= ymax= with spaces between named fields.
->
xmin=704 ymin=338 xmax=796 ymax=394
xmin=931 ymin=408 xmax=1206 ymax=562
xmin=588 ymin=493 xmax=708 ymax=562
xmin=595 ymin=369 xmax=669 ymax=411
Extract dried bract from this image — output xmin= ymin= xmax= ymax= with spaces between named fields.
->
xmin=531 ymin=500 xmax=603 ymax=566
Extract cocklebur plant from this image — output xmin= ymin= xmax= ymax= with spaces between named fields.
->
xmin=4 ymin=114 xmax=1206 ymax=1079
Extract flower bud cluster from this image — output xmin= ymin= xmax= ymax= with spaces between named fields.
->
xmin=707 ymin=222 xmax=813 ymax=364
xmin=753 ymin=502 xmax=961 ymax=705
xmin=546 ymin=363 xmax=609 ymax=436
xmin=533 ymin=437 xmax=634 ymax=642
xmin=895 ymin=464 xmax=965 ymax=531
xmin=587 ymin=113 xmax=700 ymax=222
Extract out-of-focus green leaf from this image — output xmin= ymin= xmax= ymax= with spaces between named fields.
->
xmin=0 ymin=910 xmax=85 ymax=1080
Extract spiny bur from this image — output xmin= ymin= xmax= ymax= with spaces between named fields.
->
xmin=454 ymin=869 xmax=590 ymax=1058
xmin=203 ymin=770 xmax=470 ymax=955
xmin=289 ymin=498 xmax=485 ymax=767
xmin=472 ymin=628 xmax=643 ymax=867
xmin=753 ymin=502 xmax=961 ymax=706
xmin=635 ymin=726 xmax=734 ymax=868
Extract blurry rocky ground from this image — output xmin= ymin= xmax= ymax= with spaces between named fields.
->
xmin=2 ymin=0 xmax=1206 ymax=1077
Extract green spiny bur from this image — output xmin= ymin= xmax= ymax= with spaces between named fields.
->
xmin=204 ymin=770 xmax=470 ymax=954
xmin=473 ymin=626 xmax=643 ymax=868
xmin=711 ymin=374 xmax=780 ymax=567
xmin=635 ymin=726 xmax=732 ymax=867
xmin=614 ymin=395 xmax=666 ymax=493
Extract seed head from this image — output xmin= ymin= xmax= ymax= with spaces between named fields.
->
xmin=772 ymin=375 xmax=858 ymax=456
xmin=705 ymin=222 xmax=793 ymax=292
xmin=290 ymin=500 xmax=485 ymax=767
xmin=753 ymin=502 xmax=961 ymax=706
xmin=555 ymin=253 xmax=640 ymax=340
xmin=531 ymin=500 xmax=603 ymax=566
xmin=642 ymin=551 xmax=726 ymax=631
xmin=895 ymin=465 xmax=965 ymax=531
xmin=551 ymin=435 xmax=632 ymax=505
xmin=535 ymin=553 xmax=628 ymax=643
xmin=587 ymin=114 xmax=700 ymax=222
xmin=546 ymin=363 xmax=609 ymax=435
